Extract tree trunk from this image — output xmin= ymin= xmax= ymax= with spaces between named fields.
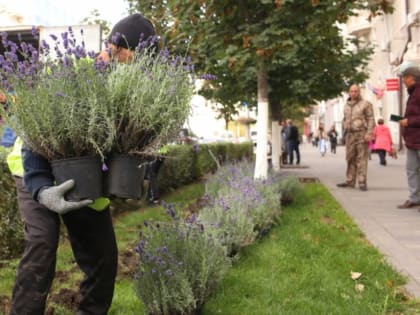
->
xmin=270 ymin=103 xmax=282 ymax=172
xmin=254 ymin=63 xmax=269 ymax=180
xmin=271 ymin=120 xmax=281 ymax=172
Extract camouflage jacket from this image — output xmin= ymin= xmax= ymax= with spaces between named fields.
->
xmin=342 ymin=97 xmax=375 ymax=136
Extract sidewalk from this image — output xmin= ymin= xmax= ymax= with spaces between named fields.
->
xmin=281 ymin=143 xmax=420 ymax=298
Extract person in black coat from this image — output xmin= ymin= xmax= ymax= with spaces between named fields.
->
xmin=286 ymin=119 xmax=300 ymax=165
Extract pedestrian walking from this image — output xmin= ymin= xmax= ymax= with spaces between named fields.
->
xmin=396 ymin=65 xmax=420 ymax=209
xmin=315 ymin=124 xmax=328 ymax=157
xmin=327 ymin=125 xmax=338 ymax=154
xmin=372 ymin=118 xmax=393 ymax=166
xmin=286 ymin=119 xmax=300 ymax=165
xmin=336 ymin=84 xmax=375 ymax=191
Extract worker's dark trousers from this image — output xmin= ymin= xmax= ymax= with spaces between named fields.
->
xmin=10 ymin=178 xmax=118 ymax=315
xmin=146 ymin=158 xmax=164 ymax=201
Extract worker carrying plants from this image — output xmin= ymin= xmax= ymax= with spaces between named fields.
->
xmin=8 ymin=14 xmax=157 ymax=314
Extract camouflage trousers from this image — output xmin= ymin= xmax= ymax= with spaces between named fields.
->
xmin=344 ymin=131 xmax=369 ymax=187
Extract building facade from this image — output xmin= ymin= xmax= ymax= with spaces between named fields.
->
xmin=310 ymin=1 xmax=420 ymax=148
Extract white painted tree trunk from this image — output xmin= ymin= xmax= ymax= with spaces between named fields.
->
xmin=254 ymin=65 xmax=269 ymax=180
xmin=271 ymin=120 xmax=281 ymax=172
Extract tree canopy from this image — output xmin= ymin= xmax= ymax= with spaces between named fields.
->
xmin=127 ymin=0 xmax=391 ymax=116
xmin=127 ymin=0 xmax=393 ymax=178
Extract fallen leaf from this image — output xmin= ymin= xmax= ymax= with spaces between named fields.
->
xmin=350 ymin=271 xmax=362 ymax=280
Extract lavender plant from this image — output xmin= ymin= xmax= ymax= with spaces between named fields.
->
xmin=198 ymin=161 xmax=282 ymax=255
xmin=135 ymin=205 xmax=230 ymax=315
xmin=106 ymin=46 xmax=194 ymax=154
xmin=272 ymin=173 xmax=303 ymax=205
xmin=0 ymin=28 xmax=114 ymax=160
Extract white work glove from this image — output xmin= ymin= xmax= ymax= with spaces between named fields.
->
xmin=38 ymin=179 xmax=93 ymax=214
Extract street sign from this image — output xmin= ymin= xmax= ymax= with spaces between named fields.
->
xmin=386 ymin=78 xmax=399 ymax=91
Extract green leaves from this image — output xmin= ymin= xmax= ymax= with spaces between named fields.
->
xmin=133 ymin=0 xmax=392 ymax=118
xmin=106 ymin=49 xmax=194 ymax=154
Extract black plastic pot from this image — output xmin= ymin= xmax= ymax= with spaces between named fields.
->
xmin=105 ymin=154 xmax=146 ymax=199
xmin=51 ymin=156 xmax=103 ymax=201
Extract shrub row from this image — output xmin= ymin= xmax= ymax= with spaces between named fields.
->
xmin=157 ymin=142 xmax=254 ymax=193
xmin=134 ymin=161 xmax=302 ymax=314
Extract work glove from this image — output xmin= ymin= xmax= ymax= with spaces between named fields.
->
xmin=38 ymin=179 xmax=93 ymax=214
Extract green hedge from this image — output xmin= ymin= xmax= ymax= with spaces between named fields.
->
xmin=0 ymin=147 xmax=24 ymax=260
xmin=157 ymin=142 xmax=253 ymax=193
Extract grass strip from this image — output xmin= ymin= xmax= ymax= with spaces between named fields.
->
xmin=201 ymin=183 xmax=419 ymax=315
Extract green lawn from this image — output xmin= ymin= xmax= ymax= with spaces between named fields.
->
xmin=1 ymin=182 xmax=419 ymax=314
xmin=201 ymin=184 xmax=420 ymax=315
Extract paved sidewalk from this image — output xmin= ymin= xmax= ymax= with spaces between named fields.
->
xmin=281 ymin=143 xmax=420 ymax=298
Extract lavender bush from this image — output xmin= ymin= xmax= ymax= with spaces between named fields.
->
xmin=198 ymin=161 xmax=285 ymax=255
xmin=133 ymin=162 xmax=298 ymax=313
xmin=135 ymin=204 xmax=230 ymax=315
xmin=106 ymin=45 xmax=194 ymax=154
xmin=0 ymin=29 xmax=194 ymax=160
xmin=0 ymin=28 xmax=114 ymax=160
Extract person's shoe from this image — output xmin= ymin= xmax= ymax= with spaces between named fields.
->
xmin=397 ymin=200 xmax=420 ymax=209
xmin=359 ymin=185 xmax=368 ymax=191
xmin=336 ymin=182 xmax=354 ymax=188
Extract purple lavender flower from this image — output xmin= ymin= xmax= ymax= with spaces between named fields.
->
xmin=68 ymin=26 xmax=74 ymax=37
xmin=31 ymin=26 xmax=38 ymax=38
xmin=162 ymin=201 xmax=177 ymax=220
xmin=62 ymin=32 xmax=69 ymax=49
xmin=160 ymin=48 xmax=170 ymax=60
xmin=186 ymin=213 xmax=196 ymax=224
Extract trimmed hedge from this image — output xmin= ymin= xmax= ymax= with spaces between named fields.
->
xmin=157 ymin=142 xmax=253 ymax=193
xmin=0 ymin=147 xmax=24 ymax=260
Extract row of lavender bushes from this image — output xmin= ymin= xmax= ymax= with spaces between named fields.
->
xmin=135 ymin=160 xmax=302 ymax=314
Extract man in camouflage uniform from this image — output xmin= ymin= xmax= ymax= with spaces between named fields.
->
xmin=337 ymin=84 xmax=375 ymax=191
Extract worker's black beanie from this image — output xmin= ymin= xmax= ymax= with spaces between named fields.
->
xmin=108 ymin=13 xmax=156 ymax=50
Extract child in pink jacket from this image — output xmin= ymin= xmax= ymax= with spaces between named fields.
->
xmin=372 ymin=118 xmax=393 ymax=166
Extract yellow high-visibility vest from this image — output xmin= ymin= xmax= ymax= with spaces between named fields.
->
xmin=6 ymin=137 xmax=24 ymax=177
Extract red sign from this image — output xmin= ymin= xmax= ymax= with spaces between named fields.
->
xmin=386 ymin=78 xmax=399 ymax=91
